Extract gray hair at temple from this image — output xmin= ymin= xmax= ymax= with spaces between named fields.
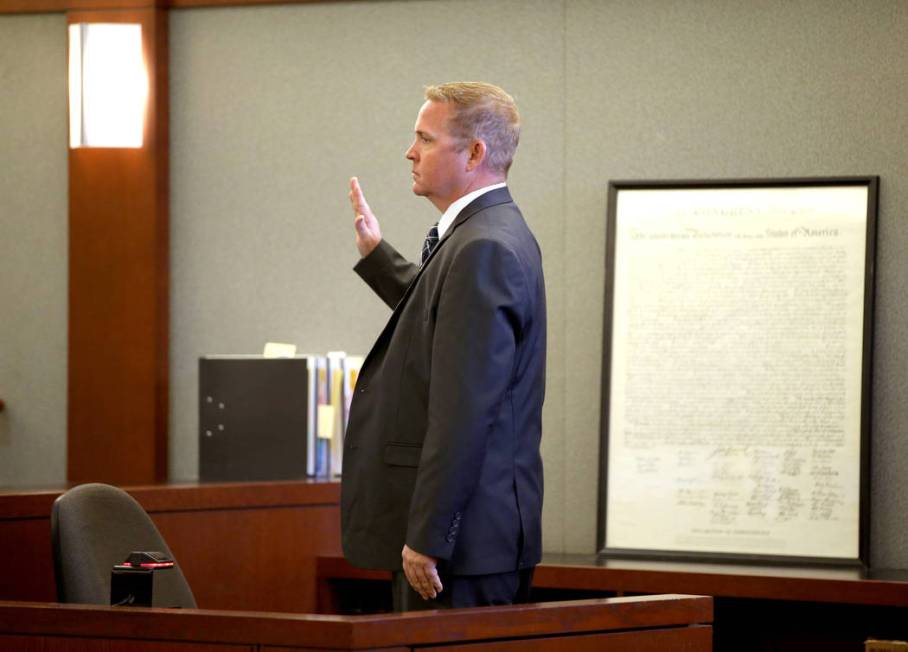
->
xmin=424 ymin=82 xmax=521 ymax=175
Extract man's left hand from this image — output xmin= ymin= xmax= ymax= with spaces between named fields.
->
xmin=401 ymin=545 xmax=443 ymax=600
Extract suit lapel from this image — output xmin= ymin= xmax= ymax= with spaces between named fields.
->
xmin=360 ymin=187 xmax=514 ymax=373
xmin=397 ymin=187 xmax=512 ymax=305
xmin=416 ymin=186 xmax=513 ymax=273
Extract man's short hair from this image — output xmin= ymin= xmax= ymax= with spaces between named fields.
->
xmin=424 ymin=82 xmax=520 ymax=175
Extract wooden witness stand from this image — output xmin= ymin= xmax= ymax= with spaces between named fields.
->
xmin=0 ymin=481 xmax=712 ymax=650
xmin=0 ymin=480 xmax=712 ymax=650
xmin=0 ymin=595 xmax=713 ymax=651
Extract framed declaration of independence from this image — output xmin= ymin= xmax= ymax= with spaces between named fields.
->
xmin=598 ymin=177 xmax=878 ymax=566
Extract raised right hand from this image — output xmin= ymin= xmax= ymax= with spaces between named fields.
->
xmin=349 ymin=176 xmax=382 ymax=258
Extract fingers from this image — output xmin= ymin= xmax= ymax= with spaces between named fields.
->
xmin=349 ymin=176 xmax=370 ymax=217
xmin=416 ymin=565 xmax=439 ymax=600
xmin=423 ymin=566 xmax=442 ymax=599
xmin=430 ymin=567 xmax=443 ymax=594
xmin=418 ymin=564 xmax=440 ymax=599
xmin=402 ymin=560 xmax=423 ymax=599
xmin=402 ymin=546 xmax=442 ymax=600
xmin=349 ymin=177 xmax=382 ymax=258
xmin=403 ymin=558 xmax=434 ymax=599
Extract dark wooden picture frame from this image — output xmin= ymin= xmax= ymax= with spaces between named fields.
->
xmin=598 ymin=177 xmax=878 ymax=567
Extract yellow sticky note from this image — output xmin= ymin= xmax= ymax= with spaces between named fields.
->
xmin=317 ymin=405 xmax=335 ymax=440
xmin=263 ymin=342 xmax=297 ymax=358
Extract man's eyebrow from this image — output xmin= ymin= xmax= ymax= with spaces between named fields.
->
xmin=415 ymin=130 xmax=433 ymax=139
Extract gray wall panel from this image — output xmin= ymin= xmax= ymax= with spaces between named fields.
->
xmin=565 ymin=0 xmax=908 ymax=561
xmin=0 ymin=13 xmax=68 ymax=487
xmin=168 ymin=0 xmax=566 ymax=557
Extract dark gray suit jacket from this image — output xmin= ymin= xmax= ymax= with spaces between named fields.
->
xmin=340 ymin=187 xmax=546 ymax=576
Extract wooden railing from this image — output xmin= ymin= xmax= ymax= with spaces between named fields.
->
xmin=0 ymin=595 xmax=714 ymax=651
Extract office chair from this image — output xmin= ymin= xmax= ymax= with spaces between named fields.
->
xmin=51 ymin=483 xmax=197 ymax=607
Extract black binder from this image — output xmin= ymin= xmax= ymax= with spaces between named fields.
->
xmin=198 ymin=356 xmax=309 ymax=482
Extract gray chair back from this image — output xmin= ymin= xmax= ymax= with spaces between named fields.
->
xmin=51 ymin=483 xmax=197 ymax=607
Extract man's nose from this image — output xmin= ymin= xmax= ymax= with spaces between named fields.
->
xmin=405 ymin=143 xmax=417 ymax=160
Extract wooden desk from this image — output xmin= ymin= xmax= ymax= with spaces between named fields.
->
xmin=0 ymin=480 xmax=342 ymax=612
xmin=535 ymin=554 xmax=908 ymax=605
xmin=0 ymin=595 xmax=713 ymax=651
xmin=318 ymin=554 xmax=908 ymax=651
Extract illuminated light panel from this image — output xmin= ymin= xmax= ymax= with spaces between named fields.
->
xmin=69 ymin=23 xmax=148 ymax=148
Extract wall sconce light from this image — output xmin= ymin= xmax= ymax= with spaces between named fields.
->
xmin=68 ymin=23 xmax=148 ymax=149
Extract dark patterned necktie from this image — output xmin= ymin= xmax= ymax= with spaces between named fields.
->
xmin=421 ymin=223 xmax=440 ymax=264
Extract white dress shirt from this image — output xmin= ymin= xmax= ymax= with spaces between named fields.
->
xmin=436 ymin=182 xmax=507 ymax=239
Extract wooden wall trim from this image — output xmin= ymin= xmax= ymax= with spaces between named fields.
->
xmin=1 ymin=0 xmax=163 ymax=12
xmin=0 ymin=480 xmax=341 ymax=519
xmin=168 ymin=0 xmax=331 ymax=7
xmin=66 ymin=7 xmax=169 ymax=484
xmin=0 ymin=0 xmax=70 ymax=11
xmin=1 ymin=0 xmax=337 ymax=14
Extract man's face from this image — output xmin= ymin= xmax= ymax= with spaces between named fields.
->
xmin=405 ymin=100 xmax=470 ymax=210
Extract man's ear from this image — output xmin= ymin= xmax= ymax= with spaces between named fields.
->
xmin=465 ymin=139 xmax=487 ymax=171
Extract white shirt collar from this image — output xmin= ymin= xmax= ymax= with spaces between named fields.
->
xmin=436 ymin=182 xmax=507 ymax=239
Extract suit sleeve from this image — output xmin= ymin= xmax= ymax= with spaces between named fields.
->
xmin=405 ymin=236 xmax=527 ymax=560
xmin=353 ymin=239 xmax=419 ymax=310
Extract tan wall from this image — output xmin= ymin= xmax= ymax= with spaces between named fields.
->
xmin=0 ymin=13 xmax=68 ymax=487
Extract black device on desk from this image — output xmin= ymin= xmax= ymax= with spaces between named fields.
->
xmin=110 ymin=551 xmax=175 ymax=607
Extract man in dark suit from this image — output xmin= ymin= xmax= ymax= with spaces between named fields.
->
xmin=342 ymin=82 xmax=546 ymax=611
